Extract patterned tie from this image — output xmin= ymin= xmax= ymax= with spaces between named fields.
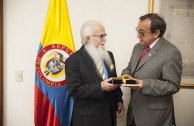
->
xmin=137 ymin=46 xmax=151 ymax=65
xmin=97 ymin=63 xmax=106 ymax=80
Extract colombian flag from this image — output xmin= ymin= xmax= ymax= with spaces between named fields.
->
xmin=35 ymin=0 xmax=75 ymax=126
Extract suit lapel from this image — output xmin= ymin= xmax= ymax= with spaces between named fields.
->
xmin=136 ymin=48 xmax=156 ymax=70
xmin=135 ymin=38 xmax=164 ymax=72
xmin=131 ymin=46 xmax=144 ymax=75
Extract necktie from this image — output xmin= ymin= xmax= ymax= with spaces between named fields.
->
xmin=137 ymin=46 xmax=151 ymax=65
xmin=97 ymin=63 xmax=106 ymax=80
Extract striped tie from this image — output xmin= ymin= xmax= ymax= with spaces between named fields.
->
xmin=97 ymin=63 xmax=106 ymax=80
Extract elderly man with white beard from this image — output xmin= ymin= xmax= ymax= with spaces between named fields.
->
xmin=65 ymin=20 xmax=124 ymax=126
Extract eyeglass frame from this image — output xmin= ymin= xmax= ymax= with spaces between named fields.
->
xmin=135 ymin=27 xmax=152 ymax=37
xmin=92 ymin=34 xmax=107 ymax=39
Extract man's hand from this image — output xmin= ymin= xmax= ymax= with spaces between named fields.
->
xmin=117 ymin=102 xmax=125 ymax=118
xmin=101 ymin=78 xmax=119 ymax=91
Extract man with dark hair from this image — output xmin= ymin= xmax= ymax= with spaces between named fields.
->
xmin=122 ymin=13 xmax=182 ymax=126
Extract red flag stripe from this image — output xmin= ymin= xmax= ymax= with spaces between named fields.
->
xmin=34 ymin=84 xmax=61 ymax=126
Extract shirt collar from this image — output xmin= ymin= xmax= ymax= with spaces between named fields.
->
xmin=149 ymin=38 xmax=160 ymax=48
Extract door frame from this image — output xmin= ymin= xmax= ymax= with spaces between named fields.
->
xmin=0 ymin=0 xmax=3 ymax=125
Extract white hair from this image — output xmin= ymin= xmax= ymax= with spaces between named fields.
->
xmin=84 ymin=41 xmax=113 ymax=71
xmin=80 ymin=20 xmax=103 ymax=44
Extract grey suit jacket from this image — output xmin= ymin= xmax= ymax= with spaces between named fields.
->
xmin=65 ymin=45 xmax=123 ymax=126
xmin=122 ymin=37 xmax=182 ymax=126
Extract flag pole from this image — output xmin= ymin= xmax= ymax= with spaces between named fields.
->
xmin=148 ymin=0 xmax=154 ymax=13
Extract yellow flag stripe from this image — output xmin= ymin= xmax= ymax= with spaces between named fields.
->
xmin=41 ymin=0 xmax=75 ymax=52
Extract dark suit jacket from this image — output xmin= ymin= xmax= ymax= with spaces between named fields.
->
xmin=122 ymin=37 xmax=182 ymax=126
xmin=65 ymin=45 xmax=123 ymax=126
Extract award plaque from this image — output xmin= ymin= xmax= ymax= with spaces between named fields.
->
xmin=108 ymin=77 xmax=137 ymax=86
xmin=108 ymin=77 xmax=123 ymax=84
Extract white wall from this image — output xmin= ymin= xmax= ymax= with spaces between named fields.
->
xmin=4 ymin=0 xmax=49 ymax=126
xmin=3 ymin=0 xmax=194 ymax=126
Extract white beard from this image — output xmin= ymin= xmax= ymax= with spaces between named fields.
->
xmin=84 ymin=43 xmax=113 ymax=71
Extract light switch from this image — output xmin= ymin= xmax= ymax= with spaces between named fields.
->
xmin=15 ymin=70 xmax=23 ymax=82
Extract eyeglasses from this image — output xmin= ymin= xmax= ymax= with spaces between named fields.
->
xmin=92 ymin=34 xmax=107 ymax=39
xmin=135 ymin=27 xmax=151 ymax=37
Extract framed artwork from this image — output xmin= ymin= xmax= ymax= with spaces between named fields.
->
xmin=156 ymin=0 xmax=194 ymax=87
